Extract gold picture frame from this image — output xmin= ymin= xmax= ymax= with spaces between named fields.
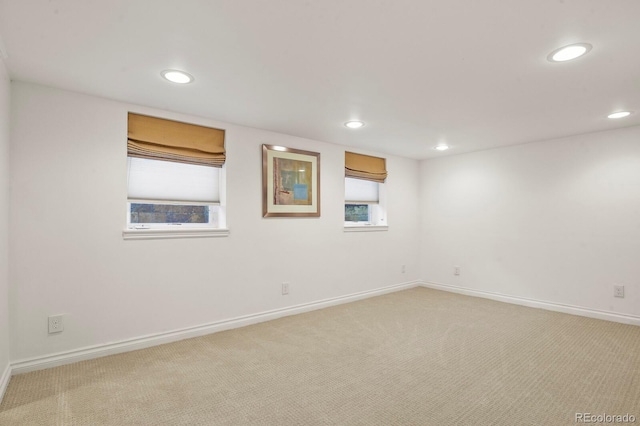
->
xmin=262 ymin=144 xmax=320 ymax=217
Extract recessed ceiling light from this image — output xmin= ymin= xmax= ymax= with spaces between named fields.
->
xmin=607 ymin=111 xmax=632 ymax=119
xmin=345 ymin=121 xmax=365 ymax=129
xmin=434 ymin=144 xmax=449 ymax=151
xmin=161 ymin=69 xmax=194 ymax=84
xmin=547 ymin=43 xmax=592 ymax=62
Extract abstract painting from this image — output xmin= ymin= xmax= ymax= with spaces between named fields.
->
xmin=262 ymin=145 xmax=320 ymax=217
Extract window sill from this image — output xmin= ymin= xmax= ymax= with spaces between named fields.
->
xmin=343 ymin=225 xmax=389 ymax=232
xmin=123 ymin=228 xmax=230 ymax=240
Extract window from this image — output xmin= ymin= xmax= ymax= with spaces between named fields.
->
xmin=126 ymin=157 xmax=223 ymax=229
xmin=125 ymin=113 xmax=227 ymax=238
xmin=344 ymin=152 xmax=387 ymax=229
xmin=345 ymin=177 xmax=384 ymax=224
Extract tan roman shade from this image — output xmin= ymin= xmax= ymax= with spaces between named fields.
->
xmin=128 ymin=113 xmax=225 ymax=167
xmin=345 ymin=151 xmax=387 ymax=183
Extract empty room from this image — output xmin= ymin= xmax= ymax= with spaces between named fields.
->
xmin=0 ymin=1 xmax=639 ymax=425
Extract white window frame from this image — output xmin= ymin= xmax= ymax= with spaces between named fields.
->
xmin=344 ymin=178 xmax=388 ymax=232
xmin=126 ymin=200 xmax=222 ymax=229
xmin=123 ymin=162 xmax=228 ymax=240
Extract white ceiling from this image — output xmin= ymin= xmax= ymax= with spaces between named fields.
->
xmin=0 ymin=0 xmax=638 ymax=159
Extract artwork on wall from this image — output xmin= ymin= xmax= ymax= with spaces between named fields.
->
xmin=262 ymin=144 xmax=320 ymax=217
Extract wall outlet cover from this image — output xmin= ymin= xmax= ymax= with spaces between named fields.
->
xmin=48 ymin=315 xmax=64 ymax=334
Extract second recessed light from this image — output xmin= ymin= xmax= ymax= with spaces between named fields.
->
xmin=547 ymin=43 xmax=592 ymax=62
xmin=607 ymin=111 xmax=632 ymax=119
xmin=345 ymin=121 xmax=365 ymax=129
xmin=161 ymin=69 xmax=194 ymax=84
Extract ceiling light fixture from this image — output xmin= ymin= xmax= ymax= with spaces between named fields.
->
xmin=607 ymin=111 xmax=632 ymax=119
xmin=547 ymin=43 xmax=592 ymax=62
xmin=345 ymin=121 xmax=365 ymax=129
xmin=161 ymin=69 xmax=194 ymax=84
xmin=434 ymin=144 xmax=449 ymax=151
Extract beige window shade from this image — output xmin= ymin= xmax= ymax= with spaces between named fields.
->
xmin=345 ymin=151 xmax=387 ymax=183
xmin=128 ymin=113 xmax=225 ymax=167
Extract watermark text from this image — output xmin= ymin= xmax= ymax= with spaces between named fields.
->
xmin=576 ymin=413 xmax=636 ymax=423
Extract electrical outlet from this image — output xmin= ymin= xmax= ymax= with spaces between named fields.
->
xmin=48 ymin=315 xmax=64 ymax=334
xmin=614 ymin=285 xmax=625 ymax=298
xmin=282 ymin=282 xmax=290 ymax=295
xmin=454 ymin=266 xmax=461 ymax=276
xmin=401 ymin=265 xmax=406 ymax=274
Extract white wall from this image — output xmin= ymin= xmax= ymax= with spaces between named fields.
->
xmin=13 ymin=78 xmax=637 ymax=368
xmin=420 ymin=126 xmax=640 ymax=318
xmin=9 ymin=82 xmax=420 ymax=362
xmin=0 ymin=60 xmax=10 ymax=384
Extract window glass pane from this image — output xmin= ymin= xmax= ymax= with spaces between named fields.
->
xmin=345 ymin=177 xmax=378 ymax=202
xmin=127 ymin=157 xmax=220 ymax=202
xmin=130 ymin=203 xmax=209 ymax=224
xmin=345 ymin=204 xmax=370 ymax=222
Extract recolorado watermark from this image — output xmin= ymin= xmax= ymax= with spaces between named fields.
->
xmin=576 ymin=413 xmax=636 ymax=423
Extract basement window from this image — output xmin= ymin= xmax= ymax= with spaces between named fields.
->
xmin=123 ymin=113 xmax=228 ymax=239
xmin=344 ymin=177 xmax=386 ymax=228
xmin=344 ymin=151 xmax=388 ymax=231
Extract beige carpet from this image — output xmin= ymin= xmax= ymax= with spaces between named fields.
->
xmin=1 ymin=287 xmax=639 ymax=425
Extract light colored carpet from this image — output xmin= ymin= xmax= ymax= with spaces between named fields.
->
xmin=1 ymin=287 xmax=639 ymax=425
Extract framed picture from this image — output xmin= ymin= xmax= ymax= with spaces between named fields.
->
xmin=262 ymin=144 xmax=320 ymax=217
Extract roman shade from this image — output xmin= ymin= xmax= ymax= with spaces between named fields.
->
xmin=345 ymin=151 xmax=387 ymax=183
xmin=128 ymin=113 xmax=225 ymax=167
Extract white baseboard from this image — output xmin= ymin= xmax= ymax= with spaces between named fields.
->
xmin=0 ymin=363 xmax=10 ymax=404
xmin=421 ymin=281 xmax=640 ymax=326
xmin=11 ymin=280 xmax=421 ymax=375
